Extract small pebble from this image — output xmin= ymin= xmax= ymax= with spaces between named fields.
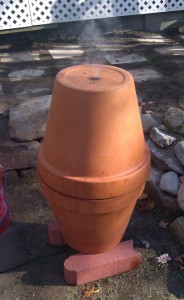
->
xmin=159 ymin=124 xmax=166 ymax=131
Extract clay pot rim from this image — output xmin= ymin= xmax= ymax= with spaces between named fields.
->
xmin=38 ymin=144 xmax=150 ymax=199
xmin=38 ymin=143 xmax=150 ymax=184
xmin=40 ymin=179 xmax=144 ymax=214
xmin=56 ymin=64 xmax=133 ymax=93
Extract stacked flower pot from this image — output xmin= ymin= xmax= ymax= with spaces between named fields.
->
xmin=38 ymin=64 xmax=150 ymax=255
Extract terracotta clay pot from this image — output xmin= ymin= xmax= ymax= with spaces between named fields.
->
xmin=38 ymin=64 xmax=150 ymax=253
xmin=40 ymin=180 xmax=144 ymax=253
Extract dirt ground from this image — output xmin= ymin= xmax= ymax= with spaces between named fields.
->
xmin=1 ymin=176 xmax=184 ymax=300
xmin=0 ymin=30 xmax=184 ymax=299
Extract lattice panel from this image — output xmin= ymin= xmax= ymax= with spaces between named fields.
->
xmin=0 ymin=0 xmax=184 ymax=31
xmin=0 ymin=0 xmax=32 ymax=30
xmin=30 ymin=0 xmax=184 ymax=26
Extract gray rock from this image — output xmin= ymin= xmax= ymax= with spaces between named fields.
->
xmin=164 ymin=107 xmax=184 ymax=134
xmin=174 ymin=141 xmax=184 ymax=167
xmin=0 ymin=115 xmax=9 ymax=144
xmin=177 ymin=182 xmax=184 ymax=212
xmin=147 ymin=165 xmax=163 ymax=186
xmin=150 ymin=127 xmax=175 ymax=147
xmin=20 ymin=168 xmax=37 ymax=178
xmin=159 ymin=124 xmax=166 ymax=131
xmin=0 ymin=102 xmax=11 ymax=115
xmin=4 ymin=170 xmax=18 ymax=185
xmin=180 ymin=176 xmax=184 ymax=183
xmin=146 ymin=181 xmax=182 ymax=221
xmin=170 ymin=216 xmax=184 ymax=246
xmin=141 ymin=114 xmax=158 ymax=134
xmin=0 ymin=82 xmax=3 ymax=95
xmin=0 ymin=141 xmax=39 ymax=171
xmin=159 ymin=171 xmax=180 ymax=196
xmin=9 ymin=95 xmax=51 ymax=142
xmin=147 ymin=139 xmax=184 ymax=175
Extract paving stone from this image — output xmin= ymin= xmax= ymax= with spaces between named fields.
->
xmin=159 ymin=171 xmax=180 ymax=196
xmin=164 ymin=107 xmax=184 ymax=134
xmin=129 ymin=68 xmax=161 ymax=82
xmin=9 ymin=95 xmax=51 ymax=142
xmin=105 ymin=52 xmax=147 ymax=65
xmin=170 ymin=216 xmax=184 ymax=246
xmin=174 ymin=141 xmax=184 ymax=167
xmin=0 ymin=141 xmax=39 ymax=171
xmin=147 ymin=139 xmax=184 ymax=175
xmin=48 ymin=46 xmax=84 ymax=59
xmin=0 ymin=51 xmax=40 ymax=63
xmin=150 ymin=127 xmax=175 ymax=148
xmin=177 ymin=182 xmax=184 ymax=212
xmin=64 ymin=240 xmax=140 ymax=285
xmin=136 ymin=36 xmax=173 ymax=44
xmin=96 ymin=43 xmax=140 ymax=52
xmin=18 ymin=87 xmax=51 ymax=100
xmin=96 ymin=43 xmax=123 ymax=51
xmin=155 ymin=45 xmax=184 ymax=56
xmin=141 ymin=114 xmax=158 ymax=134
xmin=8 ymin=69 xmax=45 ymax=81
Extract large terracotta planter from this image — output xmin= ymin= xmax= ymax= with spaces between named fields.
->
xmin=38 ymin=64 xmax=150 ymax=254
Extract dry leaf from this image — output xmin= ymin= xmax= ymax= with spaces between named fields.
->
xmin=82 ymin=286 xmax=99 ymax=299
xmin=138 ymin=192 xmax=148 ymax=200
xmin=175 ymin=254 xmax=184 ymax=270
xmin=159 ymin=221 xmax=169 ymax=228
xmin=138 ymin=199 xmax=155 ymax=212
xmin=175 ymin=256 xmax=184 ymax=264
xmin=175 ymin=254 xmax=184 ymax=264
xmin=155 ymin=253 xmax=171 ymax=264
xmin=141 ymin=240 xmax=150 ymax=249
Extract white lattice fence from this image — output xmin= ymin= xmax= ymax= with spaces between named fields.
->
xmin=0 ymin=0 xmax=32 ymax=30
xmin=0 ymin=0 xmax=184 ymax=30
xmin=30 ymin=0 xmax=184 ymax=26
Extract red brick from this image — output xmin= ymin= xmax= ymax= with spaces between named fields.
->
xmin=64 ymin=240 xmax=141 ymax=285
xmin=48 ymin=221 xmax=66 ymax=246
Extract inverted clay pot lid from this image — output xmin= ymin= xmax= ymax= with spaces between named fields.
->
xmin=56 ymin=64 xmax=131 ymax=92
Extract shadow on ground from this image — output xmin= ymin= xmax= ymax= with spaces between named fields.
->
xmin=1 ymin=194 xmax=184 ymax=299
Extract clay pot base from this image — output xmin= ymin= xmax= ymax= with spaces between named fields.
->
xmin=48 ymin=221 xmax=141 ymax=285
